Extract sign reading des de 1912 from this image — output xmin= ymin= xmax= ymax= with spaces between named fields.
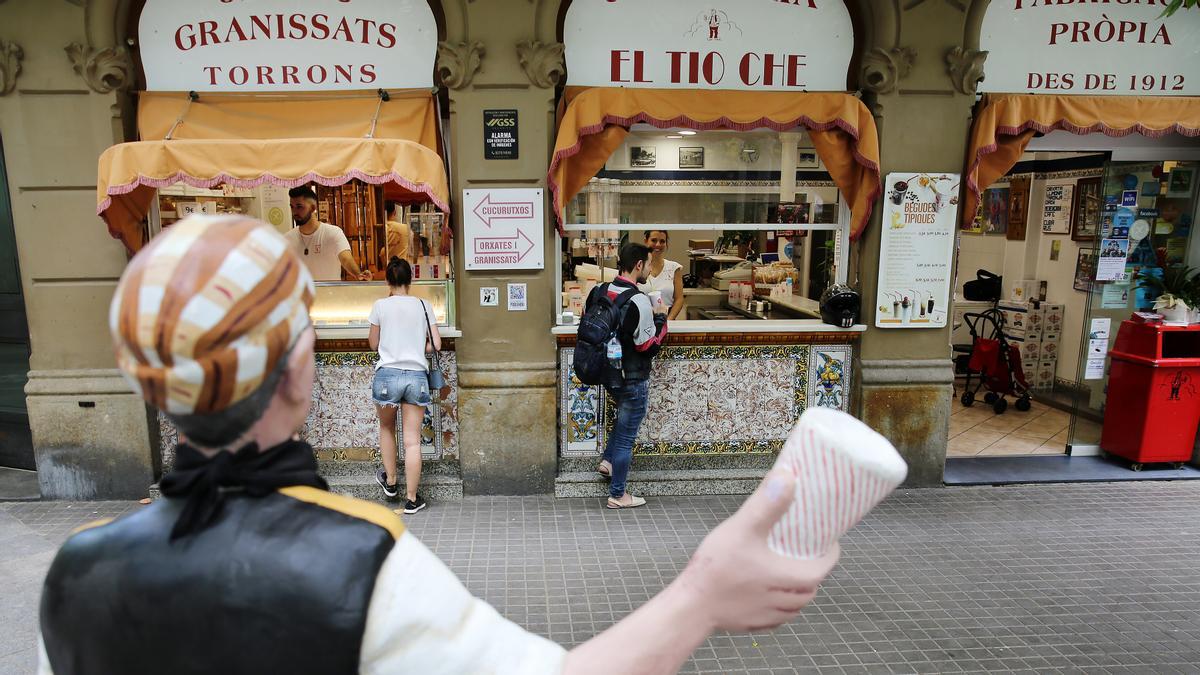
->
xmin=980 ymin=1 xmax=1200 ymax=96
xmin=463 ymin=189 xmax=545 ymax=271
xmin=138 ymin=0 xmax=438 ymax=92
xmin=563 ymin=0 xmax=854 ymax=92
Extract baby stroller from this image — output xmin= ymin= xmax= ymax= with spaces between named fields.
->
xmin=959 ymin=309 xmax=1032 ymax=414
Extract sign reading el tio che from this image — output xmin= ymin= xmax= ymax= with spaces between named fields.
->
xmin=138 ymin=0 xmax=438 ymax=92
xmin=980 ymin=1 xmax=1200 ymax=96
xmin=463 ymin=189 xmax=545 ymax=271
xmin=563 ymin=0 xmax=854 ymax=92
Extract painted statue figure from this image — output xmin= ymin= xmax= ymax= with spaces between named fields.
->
xmin=36 ymin=215 xmax=843 ymax=675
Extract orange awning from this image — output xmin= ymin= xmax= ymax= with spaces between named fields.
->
xmin=137 ymin=90 xmax=441 ymax=152
xmin=964 ymin=94 xmax=1200 ymax=227
xmin=99 ymin=90 xmax=447 ymax=252
xmin=97 ymin=137 xmax=449 ymax=252
xmin=547 ymin=87 xmax=881 ymax=240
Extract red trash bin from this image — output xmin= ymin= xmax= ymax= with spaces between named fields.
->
xmin=1101 ymin=318 xmax=1200 ymax=468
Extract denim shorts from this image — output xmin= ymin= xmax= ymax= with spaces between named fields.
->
xmin=371 ymin=367 xmax=430 ymax=407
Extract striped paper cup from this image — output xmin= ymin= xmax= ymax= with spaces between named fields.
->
xmin=767 ymin=407 xmax=908 ymax=559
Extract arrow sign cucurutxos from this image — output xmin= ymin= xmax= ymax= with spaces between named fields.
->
xmin=472 ymin=193 xmax=534 ymax=228
xmin=473 ymin=228 xmax=535 ymax=261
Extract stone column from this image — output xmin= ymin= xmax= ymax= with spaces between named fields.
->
xmin=851 ymin=0 xmax=988 ymax=487
xmin=0 ymin=1 xmax=156 ymax=498
xmin=442 ymin=1 xmax=565 ymax=494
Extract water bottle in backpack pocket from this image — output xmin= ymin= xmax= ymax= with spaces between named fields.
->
xmin=573 ymin=283 xmax=638 ymax=386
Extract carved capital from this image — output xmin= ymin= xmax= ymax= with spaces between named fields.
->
xmin=65 ymin=42 xmax=133 ymax=93
xmin=945 ymin=46 xmax=987 ymax=95
xmin=0 ymin=40 xmax=23 ymax=96
xmin=516 ymin=39 xmax=565 ymax=89
xmin=436 ymin=41 xmax=486 ymax=90
xmin=860 ymin=46 xmax=916 ymax=96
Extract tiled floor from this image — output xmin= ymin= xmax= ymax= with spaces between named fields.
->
xmin=8 ymin=484 xmax=1200 ymax=673
xmin=948 ymin=398 xmax=1071 ymax=458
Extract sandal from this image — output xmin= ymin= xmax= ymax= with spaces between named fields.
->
xmin=606 ymin=493 xmax=647 ymax=509
xmin=597 ymin=460 xmax=612 ymax=479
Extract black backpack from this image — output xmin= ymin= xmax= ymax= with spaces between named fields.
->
xmin=574 ymin=283 xmax=638 ymax=386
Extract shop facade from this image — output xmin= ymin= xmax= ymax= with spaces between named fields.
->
xmin=2 ymin=0 xmax=1042 ymax=498
xmin=955 ymin=2 xmax=1200 ymax=463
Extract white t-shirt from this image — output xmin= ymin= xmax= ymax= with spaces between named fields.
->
xmin=368 ymin=295 xmax=433 ymax=372
xmin=639 ymin=259 xmax=683 ymax=308
xmin=284 ymin=221 xmax=352 ymax=281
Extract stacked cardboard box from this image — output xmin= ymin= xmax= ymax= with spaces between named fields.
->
xmin=999 ymin=301 xmax=1065 ymax=391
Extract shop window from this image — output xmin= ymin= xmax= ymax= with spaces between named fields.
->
xmin=148 ymin=179 xmax=454 ymax=327
xmin=556 ymin=126 xmax=849 ymax=325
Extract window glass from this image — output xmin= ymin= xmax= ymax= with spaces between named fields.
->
xmin=557 ymin=126 xmax=848 ymax=325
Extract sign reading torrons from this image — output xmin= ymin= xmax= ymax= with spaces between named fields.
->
xmin=980 ymin=1 xmax=1200 ymax=96
xmin=138 ymin=0 xmax=438 ymax=92
xmin=463 ymin=189 xmax=545 ymax=271
xmin=563 ymin=0 xmax=854 ymax=91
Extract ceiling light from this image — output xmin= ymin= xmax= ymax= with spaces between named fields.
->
xmin=666 ymin=135 xmax=683 ymax=139
xmin=678 ymin=130 xmax=697 ymax=136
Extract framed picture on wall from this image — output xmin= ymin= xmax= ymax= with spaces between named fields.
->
xmin=797 ymin=151 xmax=821 ymax=170
xmin=678 ymin=147 xmax=705 ymax=169
xmin=1072 ymin=176 xmax=1103 ymax=242
xmin=1006 ymin=175 xmax=1030 ymax=241
xmin=982 ymin=187 xmax=1009 ymax=236
xmin=630 ymin=146 xmax=656 ymax=168
xmin=1074 ymin=249 xmax=1097 ymax=292
xmin=1168 ymin=167 xmax=1195 ymax=197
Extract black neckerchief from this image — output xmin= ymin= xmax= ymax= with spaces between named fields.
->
xmin=159 ymin=439 xmax=327 ymax=542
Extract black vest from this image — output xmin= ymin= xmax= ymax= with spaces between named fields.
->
xmin=40 ymin=488 xmax=400 ymax=675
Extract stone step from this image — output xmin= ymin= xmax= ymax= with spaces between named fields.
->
xmin=558 ymin=453 xmax=776 ymax=474
xmin=149 ymin=460 xmax=464 ymax=503
xmin=555 ymin=468 xmax=769 ymax=498
xmin=317 ymin=458 xmax=461 ymax=478
xmin=325 ymin=472 xmax=464 ymax=503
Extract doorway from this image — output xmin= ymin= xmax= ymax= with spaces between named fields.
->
xmin=0 ymin=135 xmax=32 ymax=470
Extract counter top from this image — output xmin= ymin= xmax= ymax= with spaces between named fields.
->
xmin=316 ymin=325 xmax=463 ymax=340
xmin=552 ymin=319 xmax=864 ymax=335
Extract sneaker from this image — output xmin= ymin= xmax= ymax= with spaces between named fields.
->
xmin=403 ymin=494 xmax=427 ymax=514
xmin=376 ymin=469 xmax=399 ymax=501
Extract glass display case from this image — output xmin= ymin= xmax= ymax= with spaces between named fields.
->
xmin=310 ymin=280 xmax=453 ymax=328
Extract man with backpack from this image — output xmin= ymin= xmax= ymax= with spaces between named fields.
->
xmin=576 ymin=243 xmax=668 ymax=510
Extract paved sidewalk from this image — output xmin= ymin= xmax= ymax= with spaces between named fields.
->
xmin=4 ymin=482 xmax=1200 ymax=674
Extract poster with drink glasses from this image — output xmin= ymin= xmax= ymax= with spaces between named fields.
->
xmin=875 ymin=173 xmax=960 ymax=329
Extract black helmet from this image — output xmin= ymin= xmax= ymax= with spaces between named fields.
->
xmin=820 ymin=283 xmax=860 ymax=328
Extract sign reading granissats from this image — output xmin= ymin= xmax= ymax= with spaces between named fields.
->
xmin=563 ymin=0 xmax=855 ymax=92
xmin=138 ymin=0 xmax=437 ymax=92
xmin=980 ymin=0 xmax=1200 ymax=96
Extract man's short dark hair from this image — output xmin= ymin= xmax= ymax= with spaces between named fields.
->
xmin=618 ymin=243 xmax=651 ymax=274
xmin=288 ymin=186 xmax=317 ymax=202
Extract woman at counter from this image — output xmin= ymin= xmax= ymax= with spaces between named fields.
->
xmin=369 ymin=257 xmax=442 ymax=515
xmin=640 ymin=230 xmax=685 ymax=321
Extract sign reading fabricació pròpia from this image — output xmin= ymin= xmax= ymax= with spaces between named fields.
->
xmin=138 ymin=0 xmax=438 ymax=92
xmin=979 ymin=0 xmax=1200 ymax=96
xmin=563 ymin=0 xmax=855 ymax=92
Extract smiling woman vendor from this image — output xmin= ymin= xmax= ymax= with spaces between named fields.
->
xmin=640 ymin=230 xmax=686 ymax=321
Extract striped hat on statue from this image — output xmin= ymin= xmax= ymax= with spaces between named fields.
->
xmin=109 ymin=214 xmax=315 ymax=416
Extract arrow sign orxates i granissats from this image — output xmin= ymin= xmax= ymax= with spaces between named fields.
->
xmin=463 ymin=188 xmax=545 ymax=270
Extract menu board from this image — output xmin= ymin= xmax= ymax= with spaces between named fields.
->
xmin=876 ymin=173 xmax=960 ymax=329
xmin=1041 ymin=184 xmax=1074 ymax=234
